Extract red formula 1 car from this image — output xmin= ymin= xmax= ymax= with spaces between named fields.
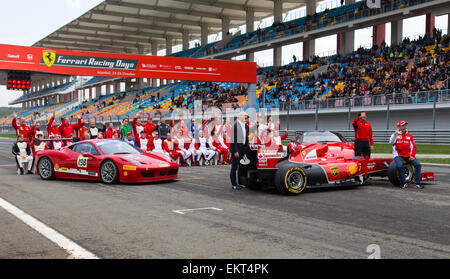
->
xmin=35 ymin=139 xmax=178 ymax=184
xmin=240 ymin=131 xmax=434 ymax=195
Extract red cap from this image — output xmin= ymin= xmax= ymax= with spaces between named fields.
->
xmin=147 ymin=116 xmax=152 ymax=121
xmin=397 ymin=120 xmax=408 ymax=127
xmin=127 ymin=132 xmax=132 ymax=136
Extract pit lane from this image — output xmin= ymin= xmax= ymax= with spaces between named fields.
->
xmin=0 ymin=138 xmax=449 ymax=259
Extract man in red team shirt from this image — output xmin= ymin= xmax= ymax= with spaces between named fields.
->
xmin=389 ymin=120 xmax=423 ymax=189
xmin=47 ymin=113 xmax=64 ymax=137
xmin=145 ymin=116 xmax=156 ymax=135
xmin=61 ymin=115 xmax=83 ymax=139
xmin=12 ymin=112 xmax=31 ymax=142
xmin=352 ymin=111 xmax=374 ymax=158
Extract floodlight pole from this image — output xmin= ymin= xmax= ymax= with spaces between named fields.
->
xmin=247 ymin=83 xmax=257 ymax=110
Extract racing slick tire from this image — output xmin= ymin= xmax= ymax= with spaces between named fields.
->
xmin=274 ymin=165 xmax=307 ymax=195
xmin=37 ymin=156 xmax=55 ymax=180
xmin=100 ymin=160 xmax=120 ymax=184
xmin=387 ymin=160 xmax=415 ymax=187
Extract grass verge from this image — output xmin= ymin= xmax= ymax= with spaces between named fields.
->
xmin=373 ymin=143 xmax=450 ymax=154
xmin=419 ymin=158 xmax=450 ymax=165
xmin=0 ymin=134 xmax=17 ymax=139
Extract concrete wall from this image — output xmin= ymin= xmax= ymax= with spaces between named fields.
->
xmin=279 ymin=108 xmax=450 ymax=131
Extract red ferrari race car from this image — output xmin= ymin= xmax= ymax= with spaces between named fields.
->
xmin=35 ymin=139 xmax=178 ymax=184
xmin=239 ymin=131 xmax=434 ymax=195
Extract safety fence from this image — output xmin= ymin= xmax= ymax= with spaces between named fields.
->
xmin=285 ymin=130 xmax=450 ymax=144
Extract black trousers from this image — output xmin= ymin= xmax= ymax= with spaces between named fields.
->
xmin=230 ymin=156 xmax=241 ymax=186
xmin=354 ymin=139 xmax=371 ymax=158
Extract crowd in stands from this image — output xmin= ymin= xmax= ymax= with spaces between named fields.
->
xmin=184 ymin=81 xmax=248 ymax=109
xmin=258 ymin=32 xmax=449 ymax=108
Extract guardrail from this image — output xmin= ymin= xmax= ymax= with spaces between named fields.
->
xmin=285 ymin=130 xmax=450 ymax=144
xmin=265 ymin=90 xmax=450 ymax=112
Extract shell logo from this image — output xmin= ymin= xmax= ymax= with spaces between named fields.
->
xmin=348 ymin=164 xmax=358 ymax=176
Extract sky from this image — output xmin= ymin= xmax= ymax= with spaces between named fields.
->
xmin=0 ymin=0 xmax=448 ymax=107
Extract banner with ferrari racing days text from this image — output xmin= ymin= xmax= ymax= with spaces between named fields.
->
xmin=0 ymin=43 xmax=257 ymax=83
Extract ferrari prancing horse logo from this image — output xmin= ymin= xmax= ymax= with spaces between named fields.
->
xmin=330 ymin=166 xmax=339 ymax=177
xmin=42 ymin=50 xmax=56 ymax=67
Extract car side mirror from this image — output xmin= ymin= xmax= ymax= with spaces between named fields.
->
xmin=82 ymin=153 xmax=95 ymax=158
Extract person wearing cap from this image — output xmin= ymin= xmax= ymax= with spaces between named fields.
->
xmin=389 ymin=121 xmax=423 ymax=189
xmin=230 ymin=112 xmax=250 ymax=190
xmin=32 ymin=131 xmax=47 ymax=156
xmin=135 ymin=130 xmax=152 ymax=152
xmin=352 ymin=111 xmax=374 ymax=158
xmin=124 ymin=132 xmax=137 ymax=147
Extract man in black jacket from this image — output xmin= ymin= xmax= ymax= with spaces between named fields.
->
xmin=12 ymin=134 xmax=34 ymax=175
xmin=156 ymin=117 xmax=171 ymax=141
xmin=229 ymin=112 xmax=250 ymax=190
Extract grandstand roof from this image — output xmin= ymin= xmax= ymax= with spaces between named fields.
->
xmin=33 ymin=0 xmax=305 ymax=54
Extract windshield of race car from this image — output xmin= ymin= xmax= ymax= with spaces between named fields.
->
xmin=97 ymin=140 xmax=142 ymax=155
xmin=296 ymin=131 xmax=346 ymax=143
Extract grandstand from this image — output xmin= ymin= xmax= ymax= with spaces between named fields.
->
xmin=1 ymin=0 xmax=449 ymax=134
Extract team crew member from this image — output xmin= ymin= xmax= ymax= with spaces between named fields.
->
xmin=125 ymin=132 xmax=137 ymax=147
xmin=12 ymin=134 xmax=34 ymax=175
xmin=30 ymin=121 xmax=42 ymax=141
xmin=266 ymin=116 xmax=279 ymax=137
xmin=389 ymin=120 xmax=423 ymax=189
xmin=132 ymin=112 xmax=145 ymax=138
xmin=163 ymin=133 xmax=181 ymax=163
xmin=150 ymin=131 xmax=166 ymax=154
xmin=51 ymin=134 xmax=64 ymax=150
xmin=197 ymin=130 xmax=216 ymax=163
xmin=174 ymin=130 xmax=192 ymax=166
xmin=155 ymin=117 xmax=170 ymax=140
xmin=265 ymin=128 xmax=288 ymax=152
xmin=32 ymin=132 xmax=47 ymax=156
xmin=136 ymin=130 xmax=152 ymax=152
xmin=87 ymin=119 xmax=106 ymax=139
xmin=211 ymin=130 xmax=229 ymax=165
xmin=188 ymin=131 xmax=201 ymax=166
xmin=219 ymin=132 xmax=231 ymax=164
xmin=352 ymin=111 xmax=374 ymax=158
xmin=145 ymin=116 xmax=156 ymax=135
xmin=120 ymin=118 xmax=132 ymax=140
xmin=12 ymin=112 xmax=31 ymax=141
xmin=78 ymin=119 xmax=88 ymax=140
xmin=105 ymin=123 xmax=114 ymax=139
xmin=61 ymin=115 xmax=83 ymax=138
xmin=47 ymin=113 xmax=64 ymax=137
xmin=112 ymin=131 xmax=120 ymax=140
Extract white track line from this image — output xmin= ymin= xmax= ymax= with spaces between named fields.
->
xmin=172 ymin=207 xmax=223 ymax=215
xmin=0 ymin=197 xmax=99 ymax=259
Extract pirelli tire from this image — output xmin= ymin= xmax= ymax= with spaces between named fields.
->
xmin=274 ymin=165 xmax=308 ymax=195
xmin=37 ymin=156 xmax=55 ymax=180
xmin=387 ymin=160 xmax=415 ymax=187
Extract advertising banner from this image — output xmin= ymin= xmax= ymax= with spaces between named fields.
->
xmin=0 ymin=44 xmax=257 ymax=83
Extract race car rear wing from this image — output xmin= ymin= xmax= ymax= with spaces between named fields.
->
xmin=33 ymin=137 xmax=80 ymax=146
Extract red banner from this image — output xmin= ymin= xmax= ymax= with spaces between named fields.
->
xmin=0 ymin=43 xmax=257 ymax=83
